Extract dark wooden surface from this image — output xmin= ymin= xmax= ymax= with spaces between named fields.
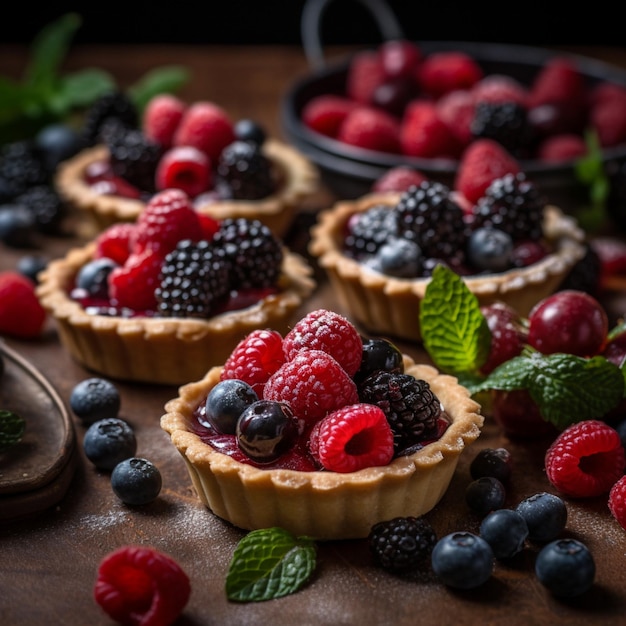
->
xmin=1 ymin=44 xmax=626 ymax=626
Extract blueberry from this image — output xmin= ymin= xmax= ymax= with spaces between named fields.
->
xmin=75 ymin=257 xmax=119 ymax=299
xmin=479 ymin=509 xmax=528 ymax=560
xmin=431 ymin=532 xmax=494 ymax=589
xmin=234 ymin=119 xmax=267 ymax=146
xmin=111 ymin=457 xmax=162 ymax=505
xmin=470 ymin=447 xmax=512 ymax=483
xmin=354 ymin=337 xmax=404 ymax=385
xmin=17 ymin=254 xmax=48 ymax=283
xmin=367 ymin=237 xmax=422 ymax=278
xmin=0 ymin=205 xmax=35 ymax=247
xmin=35 ymin=123 xmax=82 ymax=172
xmin=70 ymin=377 xmax=121 ymax=425
xmin=83 ymin=418 xmax=137 ymax=471
xmin=465 ymin=476 xmax=506 ymax=517
xmin=535 ymin=539 xmax=595 ymax=597
xmin=614 ymin=416 xmax=626 ymax=450
xmin=467 ymin=227 xmax=513 ymax=273
xmin=236 ymin=400 xmax=299 ymax=463
xmin=204 ymin=379 xmax=259 ymax=435
xmin=515 ymin=492 xmax=568 ymax=543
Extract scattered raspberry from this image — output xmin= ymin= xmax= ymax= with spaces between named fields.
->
xmin=94 ymin=545 xmax=190 ymax=626
xmin=94 ymin=222 xmax=137 ymax=265
xmin=263 ymin=349 xmax=359 ymax=426
xmin=301 ymin=94 xmax=358 ymax=138
xmin=537 ymin=134 xmax=588 ymax=163
xmin=371 ymin=166 xmax=428 ymax=193
xmin=417 ymin=51 xmax=483 ymax=99
xmin=282 ymin=308 xmax=363 ymax=376
xmin=0 ymin=271 xmax=46 ymax=339
xmin=311 ymin=403 xmax=394 ymax=472
xmin=142 ymin=94 xmax=186 ymax=149
xmin=133 ymin=189 xmax=202 ymax=256
xmin=337 ymin=106 xmax=401 ymax=153
xmin=346 ymin=50 xmax=386 ymax=105
xmin=608 ymin=475 xmax=626 ymax=531
xmin=454 ymin=138 xmax=521 ymax=205
xmin=471 ymin=74 xmax=528 ymax=107
xmin=108 ymin=249 xmax=163 ymax=311
xmin=155 ymin=145 xmax=211 ymax=198
xmin=221 ymin=329 xmax=286 ymax=396
xmin=173 ymin=101 xmax=236 ymax=163
xmin=527 ymin=57 xmax=586 ymax=110
xmin=545 ymin=420 xmax=625 ymax=498
xmin=400 ymin=100 xmax=461 ymax=158
xmin=435 ymin=89 xmax=476 ymax=146
xmin=591 ymin=97 xmax=626 ymax=148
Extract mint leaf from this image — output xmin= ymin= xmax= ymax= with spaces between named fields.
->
xmin=128 ymin=66 xmax=191 ymax=112
xmin=51 ymin=69 xmax=116 ymax=115
xmin=226 ymin=527 xmax=316 ymax=602
xmin=0 ymin=410 xmax=26 ymax=453
xmin=419 ymin=265 xmax=490 ymax=374
xmin=473 ymin=352 xmax=624 ymax=429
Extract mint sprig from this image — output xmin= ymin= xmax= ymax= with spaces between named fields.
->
xmin=0 ymin=410 xmax=26 ymax=453
xmin=226 ymin=527 xmax=316 ymax=602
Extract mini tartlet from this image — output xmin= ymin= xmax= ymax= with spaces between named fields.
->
xmin=160 ymin=355 xmax=483 ymax=540
xmin=309 ymin=191 xmax=586 ymax=342
xmin=36 ymin=243 xmax=315 ymax=386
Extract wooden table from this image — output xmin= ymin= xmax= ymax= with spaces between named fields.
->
xmin=1 ymin=44 xmax=626 ymax=626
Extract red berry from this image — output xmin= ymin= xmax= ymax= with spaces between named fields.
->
xmin=371 ymin=166 xmax=428 ymax=193
xmin=301 ymin=95 xmax=358 ymax=138
xmin=346 ymin=50 xmax=386 ymax=105
xmin=94 ymin=545 xmax=190 ymax=626
xmin=379 ymin=39 xmax=422 ymax=80
xmin=196 ymin=212 xmax=220 ymax=241
xmin=143 ymin=94 xmax=186 ymax=149
xmin=337 ymin=106 xmax=401 ymax=153
xmin=545 ymin=420 xmax=625 ymax=498
xmin=492 ymin=389 xmax=559 ymax=439
xmin=312 ymin=403 xmax=394 ymax=472
xmin=608 ymin=475 xmax=626 ymax=530
xmin=591 ymin=237 xmax=626 ymax=286
xmin=537 ymin=134 xmax=588 ymax=163
xmin=435 ymin=89 xmax=476 ymax=146
xmin=263 ymin=349 xmax=359 ymax=426
xmin=95 ymin=223 xmax=137 ymax=265
xmin=471 ymin=74 xmax=528 ymax=107
xmin=591 ymin=96 xmax=626 ymax=148
xmin=0 ymin=271 xmax=46 ymax=339
xmin=527 ymin=290 xmax=608 ymax=357
xmin=527 ymin=57 xmax=586 ymax=110
xmin=400 ymin=100 xmax=461 ymax=158
xmin=221 ymin=329 xmax=286 ymax=396
xmin=417 ymin=51 xmax=483 ymax=99
xmin=108 ymin=249 xmax=163 ymax=311
xmin=155 ymin=145 xmax=211 ymax=198
xmin=480 ymin=302 xmax=527 ymax=375
xmin=282 ymin=308 xmax=363 ymax=377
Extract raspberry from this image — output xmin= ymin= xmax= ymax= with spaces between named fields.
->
xmin=133 ymin=189 xmax=202 ymax=256
xmin=400 ymin=100 xmax=461 ymax=158
xmin=591 ymin=97 xmax=626 ymax=148
xmin=471 ymin=74 xmax=528 ymax=107
xmin=527 ymin=57 xmax=586 ymax=110
xmin=95 ymin=223 xmax=137 ymax=265
xmin=173 ymin=101 xmax=236 ymax=163
xmin=301 ymin=95 xmax=358 ymax=138
xmin=108 ymin=249 xmax=163 ymax=311
xmin=196 ymin=213 xmax=220 ymax=241
xmin=155 ymin=145 xmax=211 ymax=198
xmin=221 ymin=329 xmax=286 ymax=396
xmin=378 ymin=39 xmax=422 ymax=80
xmin=346 ymin=50 xmax=386 ymax=105
xmin=337 ymin=106 xmax=401 ymax=153
xmin=263 ymin=349 xmax=359 ymax=426
xmin=282 ymin=309 xmax=363 ymax=377
xmin=142 ymin=94 xmax=186 ymax=148
xmin=545 ymin=420 xmax=625 ymax=498
xmin=417 ymin=51 xmax=483 ymax=99
xmin=94 ymin=545 xmax=190 ymax=626
xmin=435 ymin=89 xmax=476 ymax=146
xmin=454 ymin=139 xmax=521 ymax=205
xmin=371 ymin=166 xmax=428 ymax=193
xmin=608 ymin=475 xmax=626 ymax=530
xmin=589 ymin=81 xmax=626 ymax=108
xmin=537 ymin=134 xmax=588 ymax=162
xmin=311 ymin=403 xmax=393 ymax=472
xmin=0 ymin=271 xmax=46 ymax=338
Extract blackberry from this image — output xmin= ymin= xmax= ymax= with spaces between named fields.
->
xmin=471 ymin=172 xmax=545 ymax=242
xmin=369 ymin=516 xmax=437 ymax=573
xmin=156 ymin=239 xmax=231 ymax=319
xmin=395 ymin=182 xmax=468 ymax=264
xmin=15 ymin=184 xmax=66 ymax=235
xmin=215 ymin=140 xmax=275 ymax=200
xmin=0 ymin=140 xmax=49 ymax=199
xmin=81 ymin=91 xmax=139 ymax=147
xmin=234 ymin=119 xmax=267 ymax=146
xmin=558 ymin=243 xmax=602 ymax=295
xmin=358 ymin=370 xmax=442 ymax=453
xmin=344 ymin=204 xmax=398 ymax=260
xmin=212 ymin=218 xmax=283 ymax=289
xmin=107 ymin=128 xmax=163 ymax=193
xmin=471 ymin=101 xmax=534 ymax=158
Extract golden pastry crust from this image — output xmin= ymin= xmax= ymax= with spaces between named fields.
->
xmin=55 ymin=139 xmax=320 ymax=235
xmin=160 ymin=357 xmax=483 ymax=540
xmin=36 ymin=243 xmax=315 ymax=385
xmin=309 ymin=192 xmax=587 ymax=342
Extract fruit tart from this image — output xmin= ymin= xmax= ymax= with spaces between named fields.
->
xmin=55 ymin=93 xmax=320 ymax=236
xmin=36 ymin=189 xmax=315 ymax=385
xmin=310 ymin=167 xmax=586 ymax=342
xmin=161 ymin=309 xmax=483 ymax=540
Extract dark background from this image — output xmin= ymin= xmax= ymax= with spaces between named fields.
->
xmin=2 ymin=1 xmax=624 ymax=47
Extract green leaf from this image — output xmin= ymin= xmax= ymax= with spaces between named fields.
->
xmin=419 ymin=265 xmax=490 ymax=375
xmin=0 ymin=410 xmax=26 ymax=453
xmin=51 ymin=69 xmax=117 ymax=115
xmin=226 ymin=527 xmax=317 ymax=602
xmin=127 ymin=66 xmax=191 ymax=112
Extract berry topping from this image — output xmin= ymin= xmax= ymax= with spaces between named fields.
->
xmin=94 ymin=545 xmax=190 ymax=626
xmin=545 ymin=420 xmax=625 ymax=498
xmin=83 ymin=417 xmax=137 ymax=471
xmin=535 ymin=539 xmax=595 ymax=598
xmin=69 ymin=377 xmax=121 ymax=425
xmin=142 ymin=93 xmax=186 ymax=149
xmin=344 ymin=204 xmax=398 ymax=260
xmin=111 ymin=457 xmax=162 ymax=506
xmin=0 ymin=270 xmax=46 ymax=338
xmin=353 ymin=337 xmax=404 ymax=385
xmin=371 ymin=166 xmax=428 ymax=193
xmin=75 ymin=257 xmax=119 ymax=299
xmin=215 ymin=140 xmax=275 ymax=200
xmin=431 ymin=532 xmax=494 ymax=589
xmin=108 ymin=249 xmax=163 ymax=311
xmin=466 ymin=227 xmax=513 ymax=273
xmin=515 ymin=492 xmax=568 ymax=543
xmin=608 ymin=475 xmax=626 ymax=531
xmin=155 ymin=145 xmax=211 ymax=198
xmin=95 ymin=222 xmax=136 ymax=265
xmin=81 ymin=91 xmax=138 ymax=147
xmin=204 ymin=379 xmax=259 ymax=435
xmin=368 ymin=515 xmax=437 ymax=573
xmin=233 ymin=118 xmax=267 ymax=145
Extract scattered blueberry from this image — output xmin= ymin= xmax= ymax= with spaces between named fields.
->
xmin=465 ymin=476 xmax=506 ymax=517
xmin=70 ymin=377 xmax=121 ymax=425
xmin=479 ymin=509 xmax=528 ymax=560
xmin=35 ymin=123 xmax=82 ymax=172
xmin=431 ymin=532 xmax=494 ymax=589
xmin=204 ymin=379 xmax=259 ymax=435
xmin=83 ymin=417 xmax=137 ymax=471
xmin=515 ymin=492 xmax=568 ymax=543
xmin=111 ymin=457 xmax=162 ymax=506
xmin=470 ymin=447 xmax=512 ymax=483
xmin=535 ymin=539 xmax=595 ymax=597
xmin=75 ymin=257 xmax=119 ymax=299
xmin=0 ymin=205 xmax=36 ymax=247
xmin=16 ymin=254 xmax=48 ymax=283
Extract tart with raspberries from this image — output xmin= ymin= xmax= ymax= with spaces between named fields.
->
xmin=160 ymin=309 xmax=483 ymax=540
xmin=310 ymin=142 xmax=587 ymax=341
xmin=55 ymin=92 xmax=320 ymax=236
xmin=36 ymin=188 xmax=315 ymax=385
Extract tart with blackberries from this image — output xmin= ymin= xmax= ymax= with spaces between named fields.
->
xmin=36 ymin=188 xmax=315 ymax=385
xmin=55 ymin=92 xmax=320 ymax=235
xmin=310 ymin=171 xmax=586 ymax=341
xmin=161 ymin=309 xmax=483 ymax=540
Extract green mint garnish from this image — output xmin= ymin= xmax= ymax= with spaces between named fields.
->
xmin=226 ymin=527 xmax=316 ymax=602
xmin=419 ymin=264 xmax=490 ymax=375
xmin=0 ymin=410 xmax=26 ymax=453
